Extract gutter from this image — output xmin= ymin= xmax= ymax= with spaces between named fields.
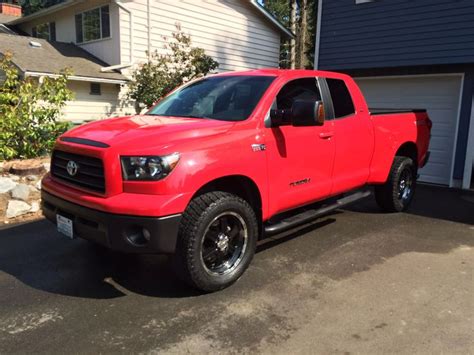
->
xmin=101 ymin=0 xmax=134 ymax=73
xmin=8 ymin=0 xmax=76 ymax=25
xmin=25 ymin=71 xmax=128 ymax=85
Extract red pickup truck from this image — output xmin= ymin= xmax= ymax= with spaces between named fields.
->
xmin=41 ymin=70 xmax=431 ymax=291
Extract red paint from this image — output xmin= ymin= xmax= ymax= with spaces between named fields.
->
xmin=42 ymin=70 xmax=431 ymax=220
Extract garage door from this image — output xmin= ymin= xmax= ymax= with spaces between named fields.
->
xmin=356 ymin=75 xmax=462 ymax=185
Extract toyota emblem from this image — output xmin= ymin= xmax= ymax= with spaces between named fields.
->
xmin=66 ymin=160 xmax=79 ymax=176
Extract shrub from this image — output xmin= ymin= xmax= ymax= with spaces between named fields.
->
xmin=128 ymin=24 xmax=219 ymax=110
xmin=0 ymin=52 xmax=73 ymax=160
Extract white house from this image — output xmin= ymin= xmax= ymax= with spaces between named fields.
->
xmin=2 ymin=0 xmax=292 ymax=122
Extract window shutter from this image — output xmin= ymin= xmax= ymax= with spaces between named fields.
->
xmin=75 ymin=14 xmax=83 ymax=43
xmin=101 ymin=5 xmax=110 ymax=38
xmin=50 ymin=22 xmax=56 ymax=41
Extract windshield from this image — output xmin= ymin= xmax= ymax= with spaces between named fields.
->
xmin=146 ymin=75 xmax=275 ymax=121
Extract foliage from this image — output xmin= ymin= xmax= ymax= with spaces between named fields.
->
xmin=0 ymin=52 xmax=73 ymax=160
xmin=18 ymin=0 xmax=65 ymax=16
xmin=128 ymin=25 xmax=219 ymax=109
xmin=262 ymin=0 xmax=317 ymax=69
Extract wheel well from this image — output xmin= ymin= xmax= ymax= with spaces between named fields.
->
xmin=396 ymin=142 xmax=418 ymax=167
xmin=193 ymin=175 xmax=262 ymax=220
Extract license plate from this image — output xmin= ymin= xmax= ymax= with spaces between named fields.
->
xmin=56 ymin=215 xmax=74 ymax=239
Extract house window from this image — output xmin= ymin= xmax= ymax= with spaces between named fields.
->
xmin=75 ymin=5 xmax=110 ymax=43
xmin=90 ymin=83 xmax=101 ymax=95
xmin=32 ymin=22 xmax=56 ymax=41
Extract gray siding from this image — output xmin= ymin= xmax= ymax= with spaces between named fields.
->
xmin=318 ymin=0 xmax=474 ymax=70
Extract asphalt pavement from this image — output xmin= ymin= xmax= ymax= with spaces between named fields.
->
xmin=0 ymin=184 xmax=473 ymax=354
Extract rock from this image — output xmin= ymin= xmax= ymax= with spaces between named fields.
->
xmin=35 ymin=180 xmax=42 ymax=190
xmin=43 ymin=162 xmax=50 ymax=172
xmin=26 ymin=175 xmax=37 ymax=181
xmin=28 ymin=185 xmax=41 ymax=200
xmin=6 ymin=200 xmax=31 ymax=218
xmin=10 ymin=175 xmax=20 ymax=181
xmin=11 ymin=183 xmax=30 ymax=201
xmin=9 ymin=159 xmax=46 ymax=176
xmin=0 ymin=192 xmax=9 ymax=217
xmin=0 ymin=177 xmax=16 ymax=193
xmin=30 ymin=201 xmax=40 ymax=213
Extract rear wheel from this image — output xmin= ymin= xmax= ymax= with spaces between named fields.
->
xmin=375 ymin=156 xmax=416 ymax=212
xmin=174 ymin=192 xmax=258 ymax=292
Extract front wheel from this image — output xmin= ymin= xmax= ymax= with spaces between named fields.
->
xmin=375 ymin=156 xmax=417 ymax=212
xmin=174 ymin=192 xmax=258 ymax=292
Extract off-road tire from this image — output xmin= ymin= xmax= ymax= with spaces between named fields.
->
xmin=375 ymin=156 xmax=417 ymax=212
xmin=174 ymin=192 xmax=258 ymax=292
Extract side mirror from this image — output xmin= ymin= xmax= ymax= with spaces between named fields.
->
xmin=291 ymin=100 xmax=325 ymax=127
xmin=269 ymin=108 xmax=290 ymax=127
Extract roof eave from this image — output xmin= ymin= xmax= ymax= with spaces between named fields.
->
xmin=24 ymin=71 xmax=128 ymax=84
xmin=8 ymin=0 xmax=77 ymax=25
xmin=249 ymin=0 xmax=295 ymax=39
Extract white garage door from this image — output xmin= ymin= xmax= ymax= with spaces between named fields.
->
xmin=356 ymin=75 xmax=462 ymax=185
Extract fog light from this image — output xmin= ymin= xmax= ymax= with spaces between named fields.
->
xmin=125 ymin=225 xmax=149 ymax=246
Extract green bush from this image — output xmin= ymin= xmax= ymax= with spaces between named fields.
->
xmin=0 ymin=52 xmax=73 ymax=160
xmin=128 ymin=24 xmax=219 ymax=110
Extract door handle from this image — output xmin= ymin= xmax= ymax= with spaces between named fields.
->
xmin=319 ymin=131 xmax=334 ymax=139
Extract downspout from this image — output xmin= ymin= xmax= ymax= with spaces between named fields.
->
xmin=314 ymin=0 xmax=323 ymax=69
xmin=101 ymin=0 xmax=134 ymax=72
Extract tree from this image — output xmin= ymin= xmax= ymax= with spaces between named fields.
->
xmin=18 ymin=0 xmax=65 ymax=16
xmin=127 ymin=25 xmax=219 ymax=110
xmin=0 ymin=52 xmax=73 ymax=160
xmin=263 ymin=0 xmax=317 ymax=69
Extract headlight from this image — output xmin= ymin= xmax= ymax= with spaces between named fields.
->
xmin=121 ymin=153 xmax=180 ymax=181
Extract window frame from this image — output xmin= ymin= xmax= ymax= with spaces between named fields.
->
xmin=75 ymin=5 xmax=111 ymax=44
xmin=90 ymin=83 xmax=101 ymax=96
xmin=32 ymin=21 xmax=56 ymax=41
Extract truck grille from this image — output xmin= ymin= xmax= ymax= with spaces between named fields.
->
xmin=51 ymin=150 xmax=105 ymax=193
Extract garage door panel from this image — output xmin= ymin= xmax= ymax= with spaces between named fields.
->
xmin=356 ymin=75 xmax=461 ymax=185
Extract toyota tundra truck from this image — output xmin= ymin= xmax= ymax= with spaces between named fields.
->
xmin=41 ymin=70 xmax=431 ymax=292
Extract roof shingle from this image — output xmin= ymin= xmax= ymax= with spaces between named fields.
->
xmin=0 ymin=33 xmax=127 ymax=82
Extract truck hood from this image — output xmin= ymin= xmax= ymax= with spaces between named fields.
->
xmin=62 ymin=115 xmax=234 ymax=150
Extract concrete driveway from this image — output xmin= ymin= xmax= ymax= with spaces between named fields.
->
xmin=0 ymin=185 xmax=473 ymax=354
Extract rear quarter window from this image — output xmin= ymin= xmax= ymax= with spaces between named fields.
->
xmin=327 ymin=79 xmax=355 ymax=118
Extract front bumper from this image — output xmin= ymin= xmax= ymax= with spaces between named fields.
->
xmin=42 ymin=190 xmax=181 ymax=254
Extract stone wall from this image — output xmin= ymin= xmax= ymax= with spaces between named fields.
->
xmin=0 ymin=158 xmax=49 ymax=224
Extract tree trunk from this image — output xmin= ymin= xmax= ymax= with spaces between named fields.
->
xmin=290 ymin=0 xmax=297 ymax=69
xmin=298 ymin=0 xmax=308 ymax=68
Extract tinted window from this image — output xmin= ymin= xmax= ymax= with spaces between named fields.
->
xmin=147 ymin=76 xmax=275 ymax=121
xmin=275 ymin=78 xmax=321 ymax=110
xmin=327 ymin=78 xmax=355 ymax=118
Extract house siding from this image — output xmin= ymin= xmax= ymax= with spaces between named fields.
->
xmin=119 ymin=0 xmax=281 ymax=74
xmin=62 ymin=81 xmax=133 ymax=122
xmin=318 ymin=0 xmax=474 ymax=70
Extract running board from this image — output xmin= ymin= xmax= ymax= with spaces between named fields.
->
xmin=264 ymin=190 xmax=371 ymax=236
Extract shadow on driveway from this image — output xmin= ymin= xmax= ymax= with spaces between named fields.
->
xmin=0 ymin=185 xmax=472 ymax=300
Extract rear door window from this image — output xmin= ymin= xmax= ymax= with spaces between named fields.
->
xmin=327 ymin=79 xmax=355 ymax=118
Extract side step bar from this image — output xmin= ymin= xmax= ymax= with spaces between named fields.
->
xmin=264 ymin=190 xmax=371 ymax=236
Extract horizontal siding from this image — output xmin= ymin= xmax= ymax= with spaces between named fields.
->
xmin=119 ymin=0 xmax=281 ymax=73
xmin=318 ymin=0 xmax=474 ymax=70
xmin=62 ymin=81 xmax=134 ymax=122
